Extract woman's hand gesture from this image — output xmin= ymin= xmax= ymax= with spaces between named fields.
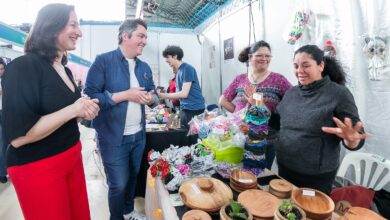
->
xmin=322 ymin=117 xmax=368 ymax=149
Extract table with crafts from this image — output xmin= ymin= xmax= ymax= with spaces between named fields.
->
xmin=144 ymin=167 xmax=341 ymax=220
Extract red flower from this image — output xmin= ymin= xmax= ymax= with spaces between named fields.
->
xmin=161 ymin=168 xmax=170 ymax=180
xmin=150 ymin=165 xmax=158 ymax=177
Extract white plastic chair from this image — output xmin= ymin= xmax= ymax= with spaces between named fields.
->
xmin=337 ymin=152 xmax=390 ymax=190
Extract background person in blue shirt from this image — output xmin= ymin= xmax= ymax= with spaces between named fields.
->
xmin=158 ymin=45 xmax=205 ymax=128
xmin=84 ymin=19 xmax=158 ymax=220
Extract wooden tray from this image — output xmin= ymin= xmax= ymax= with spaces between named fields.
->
xmin=237 ymin=189 xmax=280 ymax=219
xmin=179 ymin=177 xmax=233 ymax=213
xmin=269 ymin=179 xmax=293 ymax=199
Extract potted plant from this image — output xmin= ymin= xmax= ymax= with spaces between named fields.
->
xmin=220 ymin=199 xmax=253 ymax=220
xmin=275 ymin=200 xmax=306 ymax=220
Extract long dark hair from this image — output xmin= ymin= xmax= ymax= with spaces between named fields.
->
xmin=294 ymin=45 xmax=346 ymax=85
xmin=24 ymin=4 xmax=75 ymax=65
xmin=238 ymin=40 xmax=271 ymax=63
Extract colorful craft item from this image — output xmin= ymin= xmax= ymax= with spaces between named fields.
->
xmin=193 ymin=144 xmax=212 ymax=157
xmin=178 ymin=164 xmax=191 ymax=175
xmin=150 ymin=158 xmax=171 ymax=180
xmin=215 ymin=162 xmax=239 ymax=179
xmin=198 ymin=124 xmax=211 ymax=139
xmin=287 ymin=10 xmax=310 ymax=45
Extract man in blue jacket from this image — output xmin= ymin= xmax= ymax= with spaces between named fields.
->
xmin=84 ymin=19 xmax=158 ymax=220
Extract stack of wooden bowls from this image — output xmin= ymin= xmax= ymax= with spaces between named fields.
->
xmin=269 ymin=179 xmax=293 ymax=199
xmin=179 ymin=177 xmax=233 ymax=213
xmin=291 ymin=188 xmax=334 ymax=220
xmin=229 ymin=169 xmax=258 ymax=192
xmin=238 ymin=189 xmax=280 ymax=220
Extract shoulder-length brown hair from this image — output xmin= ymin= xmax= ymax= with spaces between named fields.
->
xmin=24 ymin=3 xmax=74 ymax=65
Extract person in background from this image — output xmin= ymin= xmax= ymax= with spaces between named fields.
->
xmin=158 ymin=45 xmax=205 ymax=129
xmin=219 ymin=40 xmax=292 ymax=169
xmin=2 ymin=4 xmax=99 ymax=220
xmin=276 ymin=45 xmax=367 ymax=195
xmin=166 ymin=65 xmax=180 ymax=109
xmin=0 ymin=58 xmax=7 ymax=183
xmin=84 ymin=19 xmax=158 ymax=220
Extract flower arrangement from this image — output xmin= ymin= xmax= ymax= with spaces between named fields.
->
xmin=150 ymin=158 xmax=170 ymax=180
xmin=148 ymin=143 xmax=215 ymax=191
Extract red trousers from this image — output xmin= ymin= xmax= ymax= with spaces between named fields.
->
xmin=8 ymin=141 xmax=91 ymax=220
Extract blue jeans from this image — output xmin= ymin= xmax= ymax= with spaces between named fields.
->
xmin=98 ymin=130 xmax=145 ymax=220
xmin=0 ymin=110 xmax=7 ymax=177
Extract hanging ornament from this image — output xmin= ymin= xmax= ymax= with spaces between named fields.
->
xmin=363 ymin=36 xmax=389 ymax=81
xmin=323 ymin=40 xmax=337 ymax=57
xmin=286 ymin=10 xmax=311 ymax=45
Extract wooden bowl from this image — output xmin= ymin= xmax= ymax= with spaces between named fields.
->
xmin=182 ymin=209 xmax=212 ymax=220
xmin=269 ymin=179 xmax=293 ymax=199
xmin=337 ymin=207 xmax=386 ymax=220
xmin=179 ymin=177 xmax=233 ymax=212
xmin=291 ymin=188 xmax=334 ymax=220
xmin=230 ymin=169 xmax=257 ymax=187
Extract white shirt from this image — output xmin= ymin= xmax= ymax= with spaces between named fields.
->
xmin=123 ymin=58 xmax=142 ymax=135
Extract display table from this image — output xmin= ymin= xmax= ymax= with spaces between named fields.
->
xmin=135 ymin=129 xmax=198 ymax=197
xmin=144 ymin=169 xmax=341 ymax=220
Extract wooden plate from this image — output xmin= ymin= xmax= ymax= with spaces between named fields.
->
xmin=269 ymin=179 xmax=293 ymax=199
xmin=230 ymin=169 xmax=257 ymax=187
xmin=291 ymin=188 xmax=334 ymax=220
xmin=338 ymin=207 xmax=386 ymax=220
xmin=238 ymin=189 xmax=280 ymax=219
xmin=182 ymin=209 xmax=212 ymax=220
xmin=179 ymin=177 xmax=233 ymax=212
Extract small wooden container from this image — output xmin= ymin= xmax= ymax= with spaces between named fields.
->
xmin=269 ymin=179 xmax=293 ymax=199
xmin=274 ymin=205 xmax=306 ymax=220
xmin=182 ymin=209 xmax=212 ymax=220
xmin=220 ymin=204 xmax=253 ymax=220
xmin=230 ymin=169 xmax=258 ymax=192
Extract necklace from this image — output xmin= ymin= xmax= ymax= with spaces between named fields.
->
xmin=248 ymin=70 xmax=270 ymax=85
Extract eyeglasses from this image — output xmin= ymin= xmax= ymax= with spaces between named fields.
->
xmin=250 ymin=54 xmax=272 ymax=59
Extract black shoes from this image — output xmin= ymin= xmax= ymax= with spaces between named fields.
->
xmin=0 ymin=176 xmax=7 ymax=183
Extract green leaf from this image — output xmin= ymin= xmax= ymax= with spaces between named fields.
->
xmin=287 ymin=212 xmax=296 ymax=220
xmin=230 ymin=200 xmax=241 ymax=213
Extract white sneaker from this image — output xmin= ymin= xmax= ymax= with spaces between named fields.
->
xmin=124 ymin=211 xmax=146 ymax=220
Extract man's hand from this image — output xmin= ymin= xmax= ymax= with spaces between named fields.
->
xmin=126 ymin=87 xmax=155 ymax=105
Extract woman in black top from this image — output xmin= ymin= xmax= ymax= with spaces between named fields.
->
xmin=276 ymin=45 xmax=367 ymax=195
xmin=2 ymin=4 xmax=99 ymax=220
